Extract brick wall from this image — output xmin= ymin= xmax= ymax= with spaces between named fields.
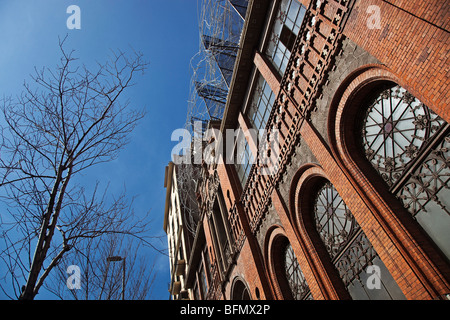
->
xmin=194 ymin=0 xmax=449 ymax=301
xmin=343 ymin=0 xmax=450 ymax=122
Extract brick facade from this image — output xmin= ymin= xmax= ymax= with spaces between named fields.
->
xmin=178 ymin=0 xmax=450 ymax=300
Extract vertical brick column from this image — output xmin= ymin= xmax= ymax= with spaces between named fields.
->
xmin=216 ymin=162 xmax=273 ymax=299
xmin=296 ymin=0 xmax=311 ymax=8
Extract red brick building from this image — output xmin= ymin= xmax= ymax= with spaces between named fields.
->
xmin=170 ymin=0 xmax=450 ymax=300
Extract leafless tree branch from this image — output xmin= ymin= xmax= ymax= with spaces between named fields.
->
xmin=0 ymin=38 xmax=161 ymax=300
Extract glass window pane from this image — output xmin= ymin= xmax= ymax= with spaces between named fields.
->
xmin=234 ymin=133 xmax=253 ymax=187
xmin=283 ymin=243 xmax=310 ymax=299
xmin=314 ymin=182 xmax=406 ymax=300
xmin=347 ymin=281 xmax=370 ymax=300
xmin=362 ymin=84 xmax=449 ymax=261
xmin=246 ymin=75 xmax=275 ymax=132
xmin=288 ymin=0 xmax=300 ymax=22
xmin=265 ymin=1 xmax=306 ymax=76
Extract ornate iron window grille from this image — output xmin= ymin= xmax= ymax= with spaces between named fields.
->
xmin=361 ymin=84 xmax=450 ymax=259
xmin=399 ymin=136 xmax=450 ymax=218
xmin=361 ymin=85 xmax=445 ymax=188
xmin=314 ymin=182 xmax=358 ymax=259
xmin=314 ymin=182 xmax=387 ymax=294
xmin=283 ymin=243 xmax=311 ymax=300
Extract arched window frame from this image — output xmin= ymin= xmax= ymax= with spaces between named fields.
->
xmin=326 ymin=65 xmax=450 ymax=299
xmin=230 ymin=276 xmax=252 ymax=300
xmin=265 ymin=227 xmax=311 ymax=300
xmin=311 ymin=180 xmax=405 ymax=300
xmin=289 ymin=164 xmax=406 ymax=300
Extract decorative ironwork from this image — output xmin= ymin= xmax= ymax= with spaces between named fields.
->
xmin=361 ymin=84 xmax=450 ymax=259
xmin=399 ymin=134 xmax=450 ymax=217
xmin=206 ymin=263 xmax=222 ymax=300
xmin=362 ymin=85 xmax=444 ymax=187
xmin=313 ymin=181 xmax=405 ymax=299
xmin=283 ymin=243 xmax=310 ymax=300
xmin=223 ymin=240 xmax=234 ymax=271
xmin=334 ymin=231 xmax=378 ymax=287
xmin=314 ymin=182 xmax=357 ymax=259
xmin=229 ymin=205 xmax=246 ymax=252
xmin=205 ymin=171 xmax=220 ymax=216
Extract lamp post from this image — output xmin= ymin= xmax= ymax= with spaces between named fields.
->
xmin=106 ymin=256 xmax=126 ymax=300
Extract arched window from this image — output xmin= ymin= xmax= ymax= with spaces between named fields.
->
xmin=231 ymin=278 xmax=251 ymax=300
xmin=267 ymin=229 xmax=311 ymax=300
xmin=313 ymin=181 xmax=405 ymax=300
xmin=359 ymin=83 xmax=450 ymax=260
xmin=283 ymin=243 xmax=311 ymax=300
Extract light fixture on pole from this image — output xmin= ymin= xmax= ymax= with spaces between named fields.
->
xmin=106 ymin=255 xmax=126 ymax=300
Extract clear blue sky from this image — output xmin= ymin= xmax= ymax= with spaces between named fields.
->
xmin=0 ymin=0 xmax=200 ymax=299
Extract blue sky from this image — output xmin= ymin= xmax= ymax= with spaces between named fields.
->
xmin=0 ymin=0 xmax=200 ymax=299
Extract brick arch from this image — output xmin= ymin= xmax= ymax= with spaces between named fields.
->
xmin=326 ymin=65 xmax=450 ymax=299
xmin=327 ymin=63 xmax=446 ymax=153
xmin=287 ymin=164 xmax=351 ymax=300
xmin=327 ymin=65 xmax=410 ymax=226
xmin=230 ymin=275 xmax=252 ymax=300
xmin=264 ymin=226 xmax=293 ymax=300
xmin=327 ymin=64 xmax=402 ymax=174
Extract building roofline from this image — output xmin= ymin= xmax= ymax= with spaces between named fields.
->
xmin=185 ymin=222 xmax=205 ymax=288
xmin=163 ymin=161 xmax=175 ymax=233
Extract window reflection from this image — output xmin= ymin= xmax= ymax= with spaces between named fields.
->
xmin=234 ymin=129 xmax=254 ymax=187
xmin=314 ymin=181 xmax=406 ymax=300
xmin=360 ymin=84 xmax=450 ymax=260
xmin=265 ymin=0 xmax=306 ymax=76
xmin=247 ymin=75 xmax=276 ymax=131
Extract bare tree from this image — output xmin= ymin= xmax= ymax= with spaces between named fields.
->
xmin=0 ymin=36 xmax=157 ymax=300
xmin=45 ymin=233 xmax=157 ymax=300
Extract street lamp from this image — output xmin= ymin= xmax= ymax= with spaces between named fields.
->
xmin=106 ymin=256 xmax=126 ymax=300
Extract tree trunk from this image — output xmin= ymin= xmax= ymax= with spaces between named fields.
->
xmin=19 ymin=164 xmax=73 ymax=300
